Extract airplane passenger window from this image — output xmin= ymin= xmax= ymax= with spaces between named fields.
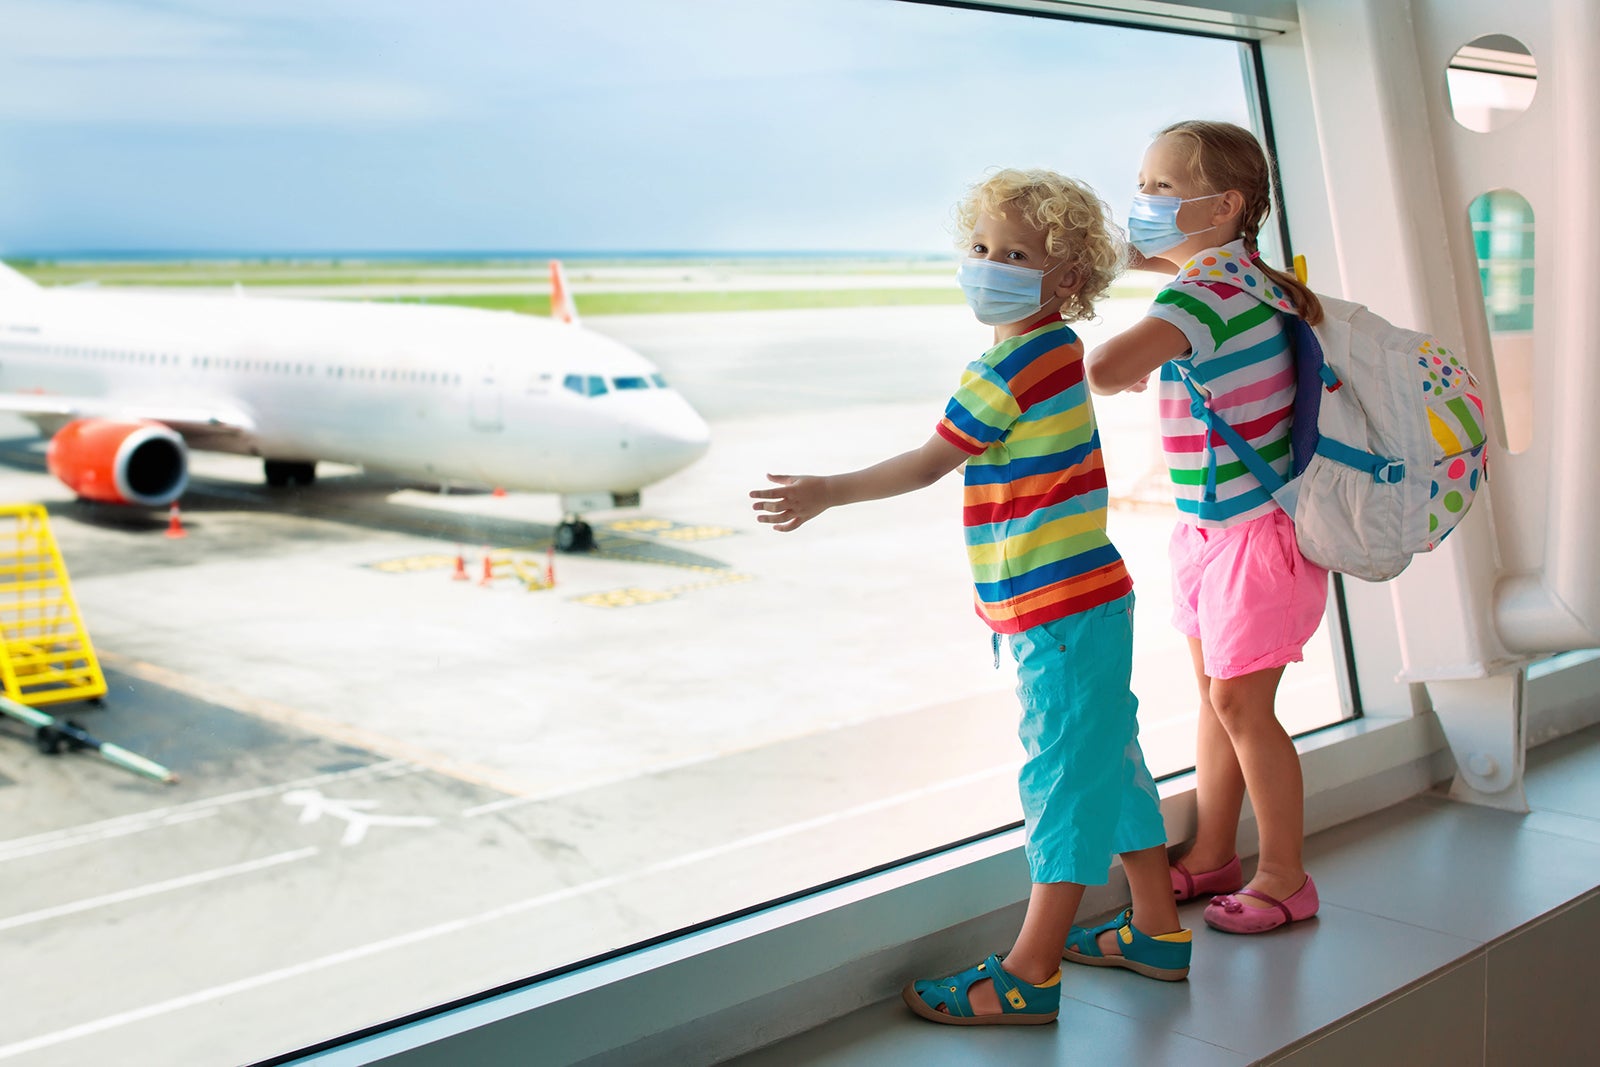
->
xmin=0 ymin=3 xmax=1352 ymax=1064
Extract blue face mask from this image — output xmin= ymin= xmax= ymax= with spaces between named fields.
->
xmin=1127 ymin=192 xmax=1222 ymax=257
xmin=955 ymin=257 xmax=1061 ymax=326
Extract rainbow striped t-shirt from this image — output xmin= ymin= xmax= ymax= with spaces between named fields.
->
xmin=1150 ymin=240 xmax=1298 ymax=528
xmin=936 ymin=320 xmax=1133 ymax=635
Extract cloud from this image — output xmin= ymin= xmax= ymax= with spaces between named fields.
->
xmin=0 ymin=0 xmax=449 ymax=124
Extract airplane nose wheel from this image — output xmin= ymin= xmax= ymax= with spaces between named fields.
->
xmin=555 ymin=519 xmax=594 ymax=553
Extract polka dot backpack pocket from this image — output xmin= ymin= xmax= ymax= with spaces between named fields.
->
xmin=1271 ymin=294 xmax=1488 ymax=582
xmin=1177 ymin=289 xmax=1488 ymax=583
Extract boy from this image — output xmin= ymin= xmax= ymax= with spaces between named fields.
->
xmin=750 ymin=169 xmax=1189 ymax=1025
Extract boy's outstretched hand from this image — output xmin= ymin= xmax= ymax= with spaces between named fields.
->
xmin=750 ymin=473 xmax=829 ymax=532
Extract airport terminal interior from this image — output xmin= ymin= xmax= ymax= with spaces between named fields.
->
xmin=0 ymin=1 xmax=1595 ymax=1065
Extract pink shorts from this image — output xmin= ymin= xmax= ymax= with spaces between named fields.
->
xmin=1170 ymin=509 xmax=1330 ymax=680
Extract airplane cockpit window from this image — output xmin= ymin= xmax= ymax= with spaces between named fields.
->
xmin=651 ymin=373 xmax=669 ymax=388
xmin=563 ymin=373 xmax=610 ymax=397
xmin=612 ymin=376 xmax=649 ymax=390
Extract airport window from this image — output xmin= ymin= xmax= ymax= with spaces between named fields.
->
xmin=0 ymin=4 xmax=1357 ymax=1065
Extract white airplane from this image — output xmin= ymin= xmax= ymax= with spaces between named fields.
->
xmin=0 ymin=259 xmax=710 ymax=550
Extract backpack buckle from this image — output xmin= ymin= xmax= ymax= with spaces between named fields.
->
xmin=1376 ymin=460 xmax=1406 ymax=484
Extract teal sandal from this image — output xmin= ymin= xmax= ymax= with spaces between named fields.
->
xmin=901 ymin=953 xmax=1060 ymax=1026
xmin=1064 ymin=907 xmax=1192 ymax=981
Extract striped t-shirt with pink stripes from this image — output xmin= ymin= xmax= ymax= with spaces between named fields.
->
xmin=1149 ymin=240 xmax=1297 ymax=528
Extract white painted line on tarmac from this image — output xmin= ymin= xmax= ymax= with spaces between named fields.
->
xmin=97 ymin=651 xmax=538 ymax=798
xmin=0 ymin=809 xmax=223 ymax=864
xmin=0 ymin=760 xmax=1018 ymax=1061
xmin=0 ymin=848 xmax=319 ymax=933
xmin=0 ymin=760 xmax=412 ymax=864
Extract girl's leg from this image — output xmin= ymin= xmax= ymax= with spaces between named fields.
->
xmin=956 ymin=882 xmax=1085 ymax=1016
xmin=1208 ymin=663 xmax=1305 ymax=904
xmin=1094 ymin=844 xmax=1183 ymax=955
xmin=1181 ymin=636 xmax=1248 ymax=873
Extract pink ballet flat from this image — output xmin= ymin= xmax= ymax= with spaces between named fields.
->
xmin=1204 ymin=875 xmax=1319 ymax=934
xmin=1170 ymin=855 xmax=1243 ymax=902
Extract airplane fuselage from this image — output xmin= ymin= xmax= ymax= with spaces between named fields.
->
xmin=0 ymin=285 xmax=710 ymax=497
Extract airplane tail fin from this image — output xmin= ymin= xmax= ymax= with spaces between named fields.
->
xmin=549 ymin=260 xmax=579 ymax=325
xmin=0 ymin=261 xmax=40 ymax=293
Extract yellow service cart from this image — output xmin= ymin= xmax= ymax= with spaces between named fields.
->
xmin=0 ymin=504 xmax=176 ymax=783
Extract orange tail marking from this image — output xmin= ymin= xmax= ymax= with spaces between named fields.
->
xmin=549 ymin=260 xmax=578 ymax=324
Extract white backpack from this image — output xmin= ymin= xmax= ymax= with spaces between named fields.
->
xmin=1178 ymin=294 xmax=1488 ymax=582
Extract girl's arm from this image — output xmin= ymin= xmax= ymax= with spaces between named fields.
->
xmin=1085 ymin=316 xmax=1190 ymax=395
xmin=750 ymin=433 xmax=971 ymax=532
xmin=1126 ymin=247 xmax=1180 ymax=274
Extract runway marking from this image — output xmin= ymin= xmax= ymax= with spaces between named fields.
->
xmin=97 ymin=650 xmax=543 ymax=799
xmin=366 ymin=553 xmax=458 ymax=573
xmin=283 ymin=789 xmax=438 ymax=845
xmin=571 ymin=571 xmax=752 ymax=609
xmin=0 ymin=760 xmax=1018 ymax=1061
xmin=0 ymin=760 xmax=410 ymax=864
xmin=0 ymin=848 xmax=318 ymax=933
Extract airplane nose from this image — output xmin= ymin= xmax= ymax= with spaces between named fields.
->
xmin=629 ymin=395 xmax=711 ymax=482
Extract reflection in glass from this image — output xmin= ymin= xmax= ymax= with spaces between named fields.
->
xmin=1468 ymin=190 xmax=1535 ymax=453
xmin=1447 ymin=35 xmax=1537 ymax=133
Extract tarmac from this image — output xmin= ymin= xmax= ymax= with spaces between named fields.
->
xmin=0 ymin=300 xmax=1340 ymax=1066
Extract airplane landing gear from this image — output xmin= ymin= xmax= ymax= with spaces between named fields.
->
xmin=555 ymin=518 xmax=594 ymax=553
xmin=264 ymin=460 xmax=317 ymax=488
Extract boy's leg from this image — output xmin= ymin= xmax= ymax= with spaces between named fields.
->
xmin=1093 ymin=845 xmax=1183 ymax=955
xmin=1208 ymin=663 xmax=1305 ymax=906
xmin=957 ymin=881 xmax=1085 ymax=1016
xmin=1183 ymin=636 xmax=1248 ymax=873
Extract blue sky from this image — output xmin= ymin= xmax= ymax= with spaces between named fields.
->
xmin=0 ymin=0 xmax=1254 ymax=255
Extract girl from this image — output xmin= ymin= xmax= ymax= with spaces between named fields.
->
xmin=1084 ymin=120 xmax=1329 ymax=934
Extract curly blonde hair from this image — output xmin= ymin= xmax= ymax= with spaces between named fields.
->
xmin=953 ymin=168 xmax=1125 ymax=323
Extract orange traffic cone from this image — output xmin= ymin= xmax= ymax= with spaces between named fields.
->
xmin=450 ymin=545 xmax=469 ymax=581
xmin=545 ymin=546 xmax=556 ymax=588
xmin=165 ymin=502 xmax=187 ymax=539
xmin=478 ymin=545 xmax=495 ymax=587
xmin=492 ymin=486 xmax=506 ymax=498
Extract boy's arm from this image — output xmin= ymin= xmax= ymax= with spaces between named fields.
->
xmin=750 ymin=433 xmax=971 ymax=532
xmin=1085 ymin=316 xmax=1190 ymax=395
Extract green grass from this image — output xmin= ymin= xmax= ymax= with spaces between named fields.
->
xmin=400 ymin=285 xmax=1160 ymax=316
xmin=9 ymin=258 xmax=1160 ymax=315
xmin=392 ymin=289 xmax=970 ymax=316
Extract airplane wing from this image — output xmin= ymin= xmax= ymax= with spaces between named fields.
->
xmin=0 ymin=393 xmax=256 ymax=445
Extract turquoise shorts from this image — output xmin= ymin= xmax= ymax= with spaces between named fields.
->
xmin=1007 ymin=592 xmax=1167 ymax=885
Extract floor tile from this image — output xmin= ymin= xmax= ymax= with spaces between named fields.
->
xmin=1524 ymin=722 xmax=1600 ymax=820
xmin=1056 ymin=901 xmax=1479 ymax=1060
xmin=723 ymin=992 xmax=1247 ymax=1067
xmin=1260 ymin=956 xmax=1485 ymax=1067
xmin=1302 ymin=795 xmax=1600 ymax=942
xmin=1486 ymin=891 xmax=1600 ymax=1067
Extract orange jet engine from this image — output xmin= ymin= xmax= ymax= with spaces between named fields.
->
xmin=46 ymin=418 xmax=189 ymax=507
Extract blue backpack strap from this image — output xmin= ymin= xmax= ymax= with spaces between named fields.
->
xmin=1177 ymin=369 xmax=1288 ymax=496
xmin=1283 ymin=316 xmax=1327 ymax=480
